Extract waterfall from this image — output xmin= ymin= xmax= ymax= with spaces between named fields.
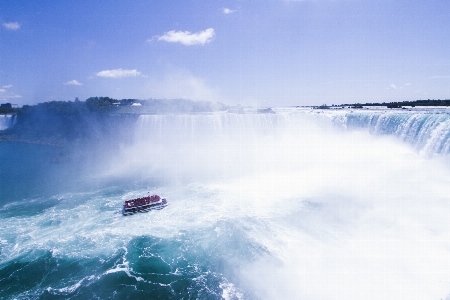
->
xmin=330 ymin=109 xmax=450 ymax=155
xmin=2 ymin=108 xmax=450 ymax=300
xmin=0 ymin=114 xmax=16 ymax=130
xmin=134 ymin=108 xmax=450 ymax=157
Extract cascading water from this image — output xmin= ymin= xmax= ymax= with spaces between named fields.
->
xmin=329 ymin=108 xmax=450 ymax=156
xmin=0 ymin=114 xmax=16 ymax=131
xmin=1 ymin=108 xmax=450 ymax=300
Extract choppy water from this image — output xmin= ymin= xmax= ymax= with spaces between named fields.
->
xmin=1 ymin=108 xmax=450 ymax=299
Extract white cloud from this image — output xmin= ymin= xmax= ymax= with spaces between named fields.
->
xmin=63 ymin=80 xmax=83 ymax=86
xmin=223 ymin=8 xmax=235 ymax=14
xmin=157 ymin=28 xmax=215 ymax=46
xmin=390 ymin=84 xmax=397 ymax=90
xmin=0 ymin=92 xmax=21 ymax=101
xmin=96 ymin=68 xmax=141 ymax=78
xmin=0 ymin=84 xmax=21 ymax=101
xmin=2 ymin=22 xmax=20 ymax=30
xmin=399 ymin=83 xmax=411 ymax=89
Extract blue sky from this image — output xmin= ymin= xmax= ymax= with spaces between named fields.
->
xmin=1 ymin=0 xmax=449 ymax=107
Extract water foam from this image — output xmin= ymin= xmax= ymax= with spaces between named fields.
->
xmin=2 ymin=108 xmax=450 ymax=299
xmin=329 ymin=107 xmax=450 ymax=156
xmin=0 ymin=114 xmax=16 ymax=130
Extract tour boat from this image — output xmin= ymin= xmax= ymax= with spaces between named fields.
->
xmin=122 ymin=194 xmax=168 ymax=216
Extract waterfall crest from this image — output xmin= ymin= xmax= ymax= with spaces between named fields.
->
xmin=135 ymin=108 xmax=450 ymax=156
xmin=331 ymin=109 xmax=450 ymax=155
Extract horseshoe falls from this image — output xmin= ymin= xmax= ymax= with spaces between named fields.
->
xmin=1 ymin=107 xmax=450 ymax=300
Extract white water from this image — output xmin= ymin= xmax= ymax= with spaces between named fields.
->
xmin=120 ymin=108 xmax=450 ymax=299
xmin=1 ymin=108 xmax=450 ymax=299
xmin=329 ymin=107 xmax=450 ymax=156
xmin=0 ymin=114 xmax=16 ymax=130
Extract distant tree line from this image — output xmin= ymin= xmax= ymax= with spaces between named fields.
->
xmin=0 ymin=103 xmax=20 ymax=114
xmin=339 ymin=99 xmax=450 ymax=108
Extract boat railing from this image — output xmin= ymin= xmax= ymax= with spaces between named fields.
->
xmin=124 ymin=195 xmax=161 ymax=208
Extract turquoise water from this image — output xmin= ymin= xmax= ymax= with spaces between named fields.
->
xmin=1 ymin=109 xmax=450 ymax=299
xmin=0 ymin=141 xmax=249 ymax=299
xmin=0 ymin=142 xmax=72 ymax=205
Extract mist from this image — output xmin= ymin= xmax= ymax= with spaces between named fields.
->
xmin=1 ymin=108 xmax=450 ymax=299
xmin=94 ymin=110 xmax=450 ymax=299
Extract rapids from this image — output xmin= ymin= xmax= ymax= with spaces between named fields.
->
xmin=1 ymin=107 xmax=450 ymax=299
